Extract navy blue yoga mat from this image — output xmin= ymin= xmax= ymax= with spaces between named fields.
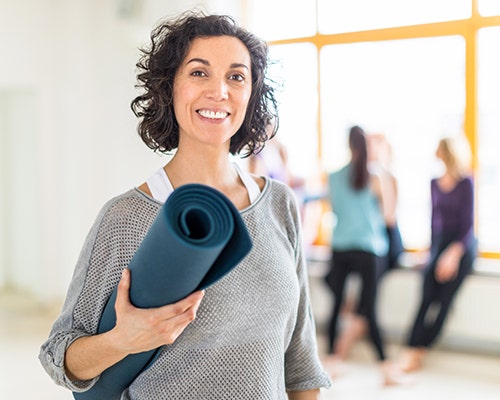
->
xmin=73 ymin=184 xmax=252 ymax=400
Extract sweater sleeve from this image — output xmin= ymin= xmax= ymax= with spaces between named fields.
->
xmin=283 ymin=188 xmax=332 ymax=391
xmin=38 ymin=202 xmax=110 ymax=392
xmin=38 ymin=192 xmax=157 ymax=393
xmin=457 ymin=177 xmax=475 ymax=249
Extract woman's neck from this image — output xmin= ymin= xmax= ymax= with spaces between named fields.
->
xmin=437 ymin=171 xmax=459 ymax=192
xmin=164 ymin=149 xmax=240 ymax=190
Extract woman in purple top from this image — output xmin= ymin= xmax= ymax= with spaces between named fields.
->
xmin=400 ymin=136 xmax=477 ymax=372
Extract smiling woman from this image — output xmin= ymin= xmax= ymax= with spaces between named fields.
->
xmin=130 ymin=12 xmax=276 ymax=158
xmin=172 ymin=36 xmax=252 ymax=151
xmin=38 ymin=10 xmax=330 ymax=400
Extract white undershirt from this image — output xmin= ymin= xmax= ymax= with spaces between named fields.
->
xmin=145 ymin=163 xmax=261 ymax=204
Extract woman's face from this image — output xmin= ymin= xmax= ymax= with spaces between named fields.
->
xmin=435 ymin=141 xmax=445 ymax=161
xmin=173 ymin=35 xmax=252 ymax=151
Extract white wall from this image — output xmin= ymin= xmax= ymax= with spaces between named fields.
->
xmin=0 ymin=91 xmax=41 ymax=293
xmin=0 ymin=0 xmax=244 ymax=303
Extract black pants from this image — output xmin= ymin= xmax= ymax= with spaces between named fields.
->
xmin=324 ymin=250 xmax=386 ymax=361
xmin=407 ymin=236 xmax=476 ymax=348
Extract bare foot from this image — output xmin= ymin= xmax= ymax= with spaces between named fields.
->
xmin=398 ymin=348 xmax=426 ymax=373
xmin=381 ymin=361 xmax=417 ymax=386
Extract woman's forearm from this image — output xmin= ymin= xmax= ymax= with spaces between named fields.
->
xmin=65 ymin=331 xmax=128 ymax=381
xmin=287 ymin=389 xmax=321 ymax=400
xmin=64 ymin=269 xmax=205 ymax=382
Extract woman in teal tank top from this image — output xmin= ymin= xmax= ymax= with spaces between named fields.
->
xmin=323 ymin=126 xmax=406 ymax=385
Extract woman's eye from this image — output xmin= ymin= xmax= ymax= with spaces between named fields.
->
xmin=191 ymin=70 xmax=206 ymax=77
xmin=229 ymin=73 xmax=244 ymax=82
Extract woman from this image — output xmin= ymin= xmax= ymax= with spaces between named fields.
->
xmin=332 ymin=132 xmax=404 ymax=362
xmin=400 ymin=136 xmax=476 ymax=372
xmin=39 ymin=11 xmax=330 ymax=399
xmin=323 ymin=125 xmax=402 ymax=385
xmin=367 ymin=133 xmax=404 ymax=278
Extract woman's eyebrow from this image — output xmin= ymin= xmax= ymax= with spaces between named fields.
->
xmin=186 ymin=57 xmax=209 ymax=66
xmin=230 ymin=63 xmax=249 ymax=70
xmin=186 ymin=58 xmax=249 ymax=70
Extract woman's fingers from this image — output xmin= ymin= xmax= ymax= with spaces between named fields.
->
xmin=112 ymin=270 xmax=205 ymax=352
xmin=150 ymin=291 xmax=205 ymax=345
xmin=156 ymin=290 xmax=205 ymax=319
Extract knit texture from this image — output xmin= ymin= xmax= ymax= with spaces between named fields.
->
xmin=39 ymin=179 xmax=331 ymax=399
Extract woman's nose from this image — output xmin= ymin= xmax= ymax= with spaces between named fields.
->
xmin=205 ymin=78 xmax=229 ymax=101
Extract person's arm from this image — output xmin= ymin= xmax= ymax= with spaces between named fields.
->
xmin=65 ymin=268 xmax=204 ymax=381
xmin=371 ymin=172 xmax=397 ymax=226
xmin=287 ymin=389 xmax=321 ymax=400
xmin=371 ymin=174 xmax=386 ymax=218
xmin=435 ymin=242 xmax=464 ymax=283
xmin=456 ymin=177 xmax=475 ymax=249
xmin=384 ymin=173 xmax=399 ymax=227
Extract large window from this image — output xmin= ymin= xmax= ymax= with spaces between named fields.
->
xmin=477 ymin=27 xmax=500 ymax=255
xmin=320 ymin=37 xmax=465 ymax=249
xmin=249 ymin=0 xmax=500 ymax=261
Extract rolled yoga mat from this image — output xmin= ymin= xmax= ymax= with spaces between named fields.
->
xmin=73 ymin=183 xmax=253 ymax=400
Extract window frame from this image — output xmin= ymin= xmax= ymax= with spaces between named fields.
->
xmin=264 ymin=0 xmax=500 ymax=260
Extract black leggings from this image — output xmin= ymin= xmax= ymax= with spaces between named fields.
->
xmin=324 ymin=250 xmax=387 ymax=361
xmin=407 ymin=238 xmax=476 ymax=348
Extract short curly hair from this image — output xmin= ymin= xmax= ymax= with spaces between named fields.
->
xmin=130 ymin=10 xmax=279 ymax=157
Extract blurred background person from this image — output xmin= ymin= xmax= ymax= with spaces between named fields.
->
xmin=247 ymin=134 xmax=306 ymax=205
xmin=399 ymin=135 xmax=477 ymax=372
xmin=248 ymin=135 xmax=290 ymax=183
xmin=368 ymin=133 xmax=404 ymax=277
xmin=322 ymin=125 xmax=405 ymax=385
xmin=248 ymin=135 xmax=305 ymax=188
xmin=332 ymin=132 xmax=404 ymax=361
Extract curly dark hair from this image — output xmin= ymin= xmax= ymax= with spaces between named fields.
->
xmin=130 ymin=10 xmax=279 ymax=157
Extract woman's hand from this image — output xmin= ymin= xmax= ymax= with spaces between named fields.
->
xmin=435 ymin=243 xmax=463 ymax=283
xmin=65 ymin=268 xmax=204 ymax=381
xmin=111 ymin=268 xmax=205 ymax=354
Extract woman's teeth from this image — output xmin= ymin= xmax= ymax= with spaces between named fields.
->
xmin=198 ymin=110 xmax=228 ymax=119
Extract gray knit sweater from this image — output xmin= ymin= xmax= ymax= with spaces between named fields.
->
xmin=39 ymin=178 xmax=331 ymax=399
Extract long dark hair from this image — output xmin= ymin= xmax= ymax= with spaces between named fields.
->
xmin=349 ymin=125 xmax=369 ymax=190
xmin=130 ymin=10 xmax=279 ymax=157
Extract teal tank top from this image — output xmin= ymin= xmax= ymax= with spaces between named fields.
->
xmin=328 ymin=164 xmax=388 ymax=256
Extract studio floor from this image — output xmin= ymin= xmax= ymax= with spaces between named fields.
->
xmin=1 ymin=291 xmax=499 ymax=400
